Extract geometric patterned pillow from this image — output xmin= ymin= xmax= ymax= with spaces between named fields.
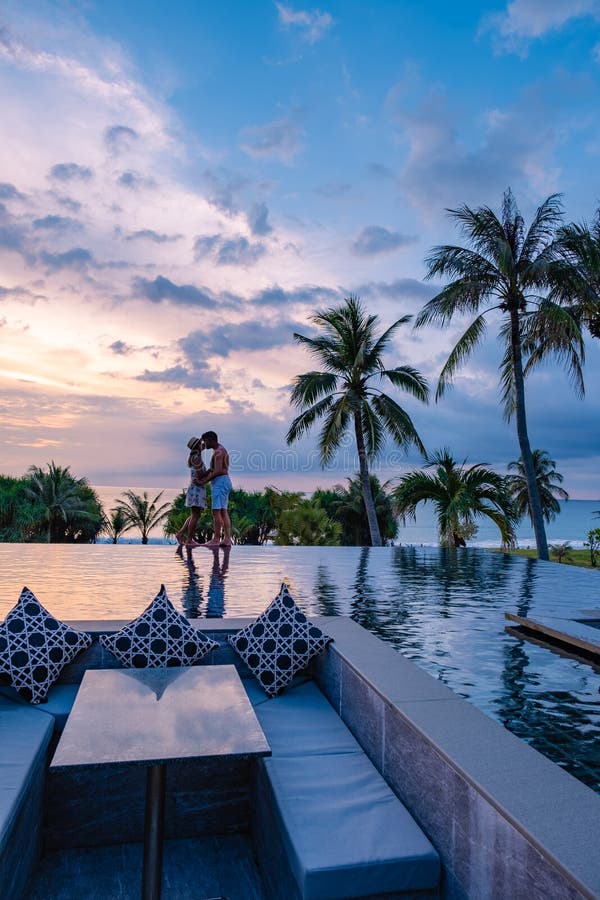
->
xmin=228 ymin=583 xmax=333 ymax=697
xmin=99 ymin=584 xmax=219 ymax=668
xmin=0 ymin=587 xmax=92 ymax=704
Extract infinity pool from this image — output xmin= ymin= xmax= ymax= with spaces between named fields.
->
xmin=1 ymin=544 xmax=599 ymax=793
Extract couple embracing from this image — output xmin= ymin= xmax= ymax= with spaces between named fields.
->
xmin=176 ymin=430 xmax=233 ymax=552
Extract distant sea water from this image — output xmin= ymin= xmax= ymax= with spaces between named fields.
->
xmin=94 ymin=487 xmax=599 ymax=548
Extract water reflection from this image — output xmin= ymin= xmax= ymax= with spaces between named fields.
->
xmin=314 ymin=563 xmax=340 ymax=616
xmin=206 ymin=546 xmax=230 ymax=618
xmin=178 ymin=550 xmax=203 ymax=618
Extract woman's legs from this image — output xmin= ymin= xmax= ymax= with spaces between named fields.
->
xmin=185 ymin=506 xmax=202 ymax=547
xmin=177 ymin=507 xmax=203 ymax=549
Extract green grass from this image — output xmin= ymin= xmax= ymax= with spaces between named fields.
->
xmin=489 ymin=547 xmax=600 ymax=569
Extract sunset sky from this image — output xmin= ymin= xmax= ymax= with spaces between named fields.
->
xmin=1 ymin=0 xmax=600 ymax=496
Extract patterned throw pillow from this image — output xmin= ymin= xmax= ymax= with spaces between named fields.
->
xmin=0 ymin=587 xmax=92 ymax=704
xmin=100 ymin=584 xmax=219 ymax=667
xmin=228 ymin=583 xmax=333 ymax=697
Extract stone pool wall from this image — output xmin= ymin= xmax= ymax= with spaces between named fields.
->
xmin=310 ymin=616 xmax=600 ymax=900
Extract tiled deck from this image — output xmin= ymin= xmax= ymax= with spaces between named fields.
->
xmin=27 ymin=834 xmax=266 ymax=900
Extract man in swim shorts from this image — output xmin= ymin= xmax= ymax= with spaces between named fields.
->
xmin=199 ymin=431 xmax=232 ymax=547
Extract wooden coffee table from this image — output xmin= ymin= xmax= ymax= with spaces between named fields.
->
xmin=51 ymin=665 xmax=271 ymax=900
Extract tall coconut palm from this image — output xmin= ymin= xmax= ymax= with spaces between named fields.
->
xmin=25 ymin=461 xmax=98 ymax=542
xmin=416 ymin=190 xmax=584 ymax=560
xmin=116 ymin=489 xmax=170 ymax=544
xmin=392 ymin=449 xmax=517 ymax=548
xmin=552 ymin=211 xmax=600 ymax=338
xmin=286 ymin=296 xmax=429 ymax=546
xmin=507 ymin=449 xmax=569 ymax=525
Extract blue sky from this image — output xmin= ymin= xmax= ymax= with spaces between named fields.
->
xmin=1 ymin=0 xmax=600 ymax=496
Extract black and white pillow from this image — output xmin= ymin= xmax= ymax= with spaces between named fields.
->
xmin=100 ymin=584 xmax=218 ymax=668
xmin=0 ymin=587 xmax=92 ymax=704
xmin=228 ymin=583 xmax=332 ymax=697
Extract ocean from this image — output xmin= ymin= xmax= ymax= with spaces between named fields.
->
xmin=94 ymin=487 xmax=600 ymax=548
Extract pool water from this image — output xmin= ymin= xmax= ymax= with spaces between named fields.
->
xmin=1 ymin=544 xmax=599 ymax=793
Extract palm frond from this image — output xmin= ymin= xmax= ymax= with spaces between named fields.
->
xmin=376 ymin=366 xmax=429 ymax=403
xmin=520 ymin=194 xmax=564 ymax=264
xmin=370 ymin=393 xmax=426 ymax=455
xmin=289 ymin=371 xmax=339 ymax=408
xmin=318 ymin=397 xmax=351 ymax=463
xmin=436 ymin=314 xmax=487 ymax=400
xmin=522 ymin=300 xmax=585 ymax=398
xmin=286 ymin=396 xmax=334 ymax=445
xmin=365 ymin=315 xmax=412 ymax=368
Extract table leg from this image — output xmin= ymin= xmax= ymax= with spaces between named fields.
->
xmin=142 ymin=762 xmax=167 ymax=900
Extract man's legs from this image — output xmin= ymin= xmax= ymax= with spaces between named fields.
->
xmin=209 ymin=509 xmax=224 ymax=544
xmin=221 ymin=510 xmax=232 ymax=545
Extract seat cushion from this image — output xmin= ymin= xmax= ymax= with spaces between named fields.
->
xmin=228 ymin=583 xmax=332 ymax=697
xmin=0 ymin=704 xmax=54 ymax=849
xmin=251 ymin=680 xmax=362 ymax=758
xmin=0 ymin=683 xmax=79 ymax=731
xmin=0 ymin=587 xmax=92 ymax=704
xmin=100 ymin=584 xmax=218 ymax=668
xmin=264 ymin=753 xmax=440 ymax=900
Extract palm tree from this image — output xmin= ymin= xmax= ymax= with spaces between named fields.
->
xmin=507 ymin=449 xmax=568 ymax=525
xmin=25 ymin=461 xmax=99 ymax=542
xmin=115 ymin=489 xmax=170 ymax=544
xmin=103 ymin=506 xmax=134 ymax=544
xmin=287 ymin=296 xmax=429 ymax=546
xmin=315 ymin=475 xmax=398 ymax=545
xmin=416 ymin=190 xmax=584 ymax=560
xmin=274 ymin=500 xmax=341 ymax=546
xmin=552 ymin=211 xmax=600 ymax=338
xmin=392 ymin=449 xmax=517 ymax=548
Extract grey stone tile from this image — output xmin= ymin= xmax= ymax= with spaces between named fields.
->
xmin=313 ymin=616 xmax=457 ymax=703
xmin=340 ymin=662 xmax=384 ymax=770
xmin=383 ymin=703 xmax=593 ymax=900
xmin=310 ymin=644 xmax=342 ymax=713
xmin=27 ymin=835 xmax=265 ymax=900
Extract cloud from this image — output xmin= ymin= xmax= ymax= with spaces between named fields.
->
xmin=125 ymin=229 xmax=183 ymax=243
xmin=131 ymin=275 xmax=217 ymax=308
xmin=385 ymin=71 xmax=590 ymax=214
xmin=32 ymin=214 xmax=81 ymax=232
xmin=249 ymin=282 xmax=340 ymax=307
xmin=0 ymin=284 xmax=37 ymax=301
xmin=0 ymin=182 xmax=25 ymax=200
xmin=52 ymin=194 xmax=82 ymax=213
xmin=39 ymin=247 xmax=95 ymax=270
xmin=136 ymin=363 xmax=220 ymax=390
xmin=482 ymin=1 xmax=600 ymax=54
xmin=180 ymin=318 xmax=301 ymax=359
xmin=351 ymin=225 xmax=417 ymax=256
xmin=49 ymin=162 xmax=94 ymax=182
xmin=241 ymin=117 xmax=303 ymax=163
xmin=109 ymin=340 xmax=132 ymax=355
xmin=247 ymin=201 xmax=273 ymax=235
xmin=275 ymin=3 xmax=334 ymax=44
xmin=117 ymin=170 xmax=155 ymax=190
xmin=357 ymin=278 xmax=434 ymax=304
xmin=193 ymin=233 xmax=267 ymax=267
xmin=104 ymin=124 xmax=139 ymax=154
xmin=202 ymin=167 xmax=250 ymax=214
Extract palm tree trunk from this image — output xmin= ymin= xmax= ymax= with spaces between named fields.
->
xmin=509 ymin=308 xmax=549 ymax=561
xmin=354 ymin=412 xmax=382 ymax=546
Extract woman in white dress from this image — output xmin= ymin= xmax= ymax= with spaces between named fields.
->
xmin=175 ymin=437 xmax=207 ymax=552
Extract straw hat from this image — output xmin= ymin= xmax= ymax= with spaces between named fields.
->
xmin=187 ymin=436 xmax=202 ymax=451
